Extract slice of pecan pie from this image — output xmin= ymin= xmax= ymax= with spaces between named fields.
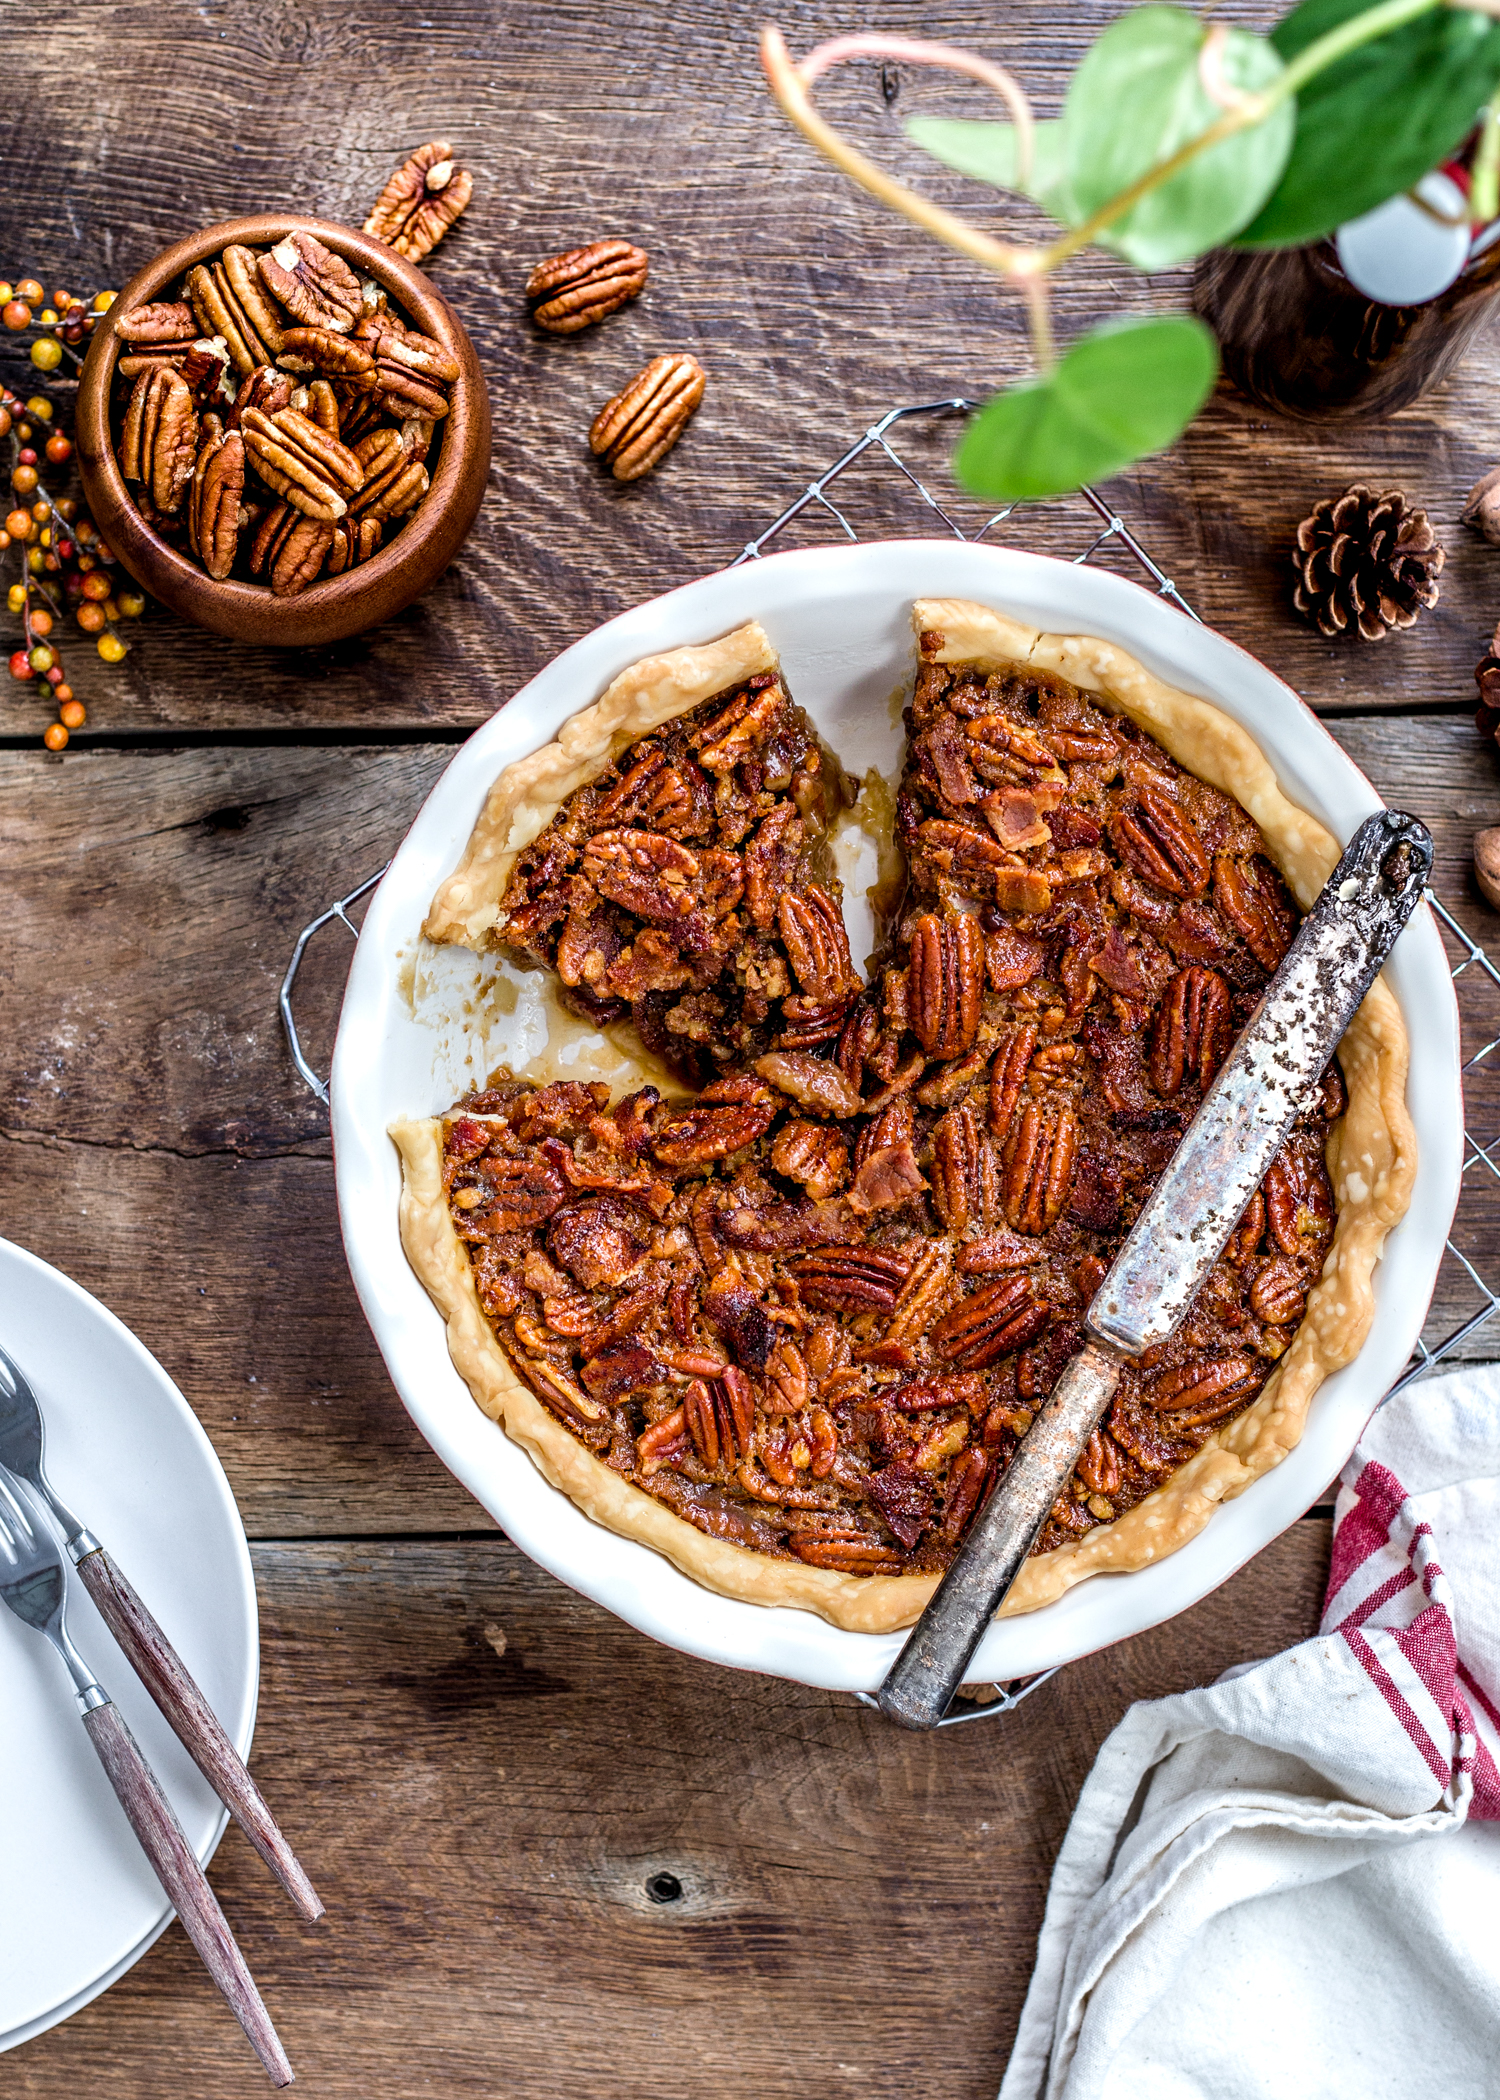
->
xmin=395 ymin=602 xmax=1415 ymax=1632
xmin=423 ymin=619 xmax=853 ymax=1087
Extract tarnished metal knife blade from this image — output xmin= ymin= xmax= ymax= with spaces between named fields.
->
xmin=878 ymin=808 xmax=1433 ymax=1730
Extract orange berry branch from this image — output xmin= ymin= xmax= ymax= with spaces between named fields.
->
xmin=2 ymin=278 xmax=147 ymax=749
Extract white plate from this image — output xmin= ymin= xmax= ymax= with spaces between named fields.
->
xmin=331 ymin=541 xmax=1462 ymax=1691
xmin=0 ymin=1239 xmax=258 ymax=2051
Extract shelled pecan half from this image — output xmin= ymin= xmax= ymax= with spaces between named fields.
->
xmin=186 ymin=259 xmax=275 ymax=376
xmin=326 ymin=515 xmax=384 ymax=575
xmin=188 ymin=424 xmax=245 ymax=579
xmin=276 ymin=326 xmax=376 ymax=382
xmin=348 ymin=427 xmax=429 ymax=522
xmin=241 ymin=405 xmax=363 ymax=522
xmin=115 ymin=300 xmax=197 ymax=345
xmin=258 ymin=232 xmax=362 ymax=335
xmin=589 ymin=353 xmax=705 ymax=481
xmin=227 ymin=365 xmax=294 ymax=429
xmin=248 ymin=503 xmax=335 ymax=597
xmin=364 ymin=139 xmax=473 ymax=260
xmin=120 ymin=367 xmax=199 ymax=513
xmin=527 ymin=240 xmax=649 ymax=333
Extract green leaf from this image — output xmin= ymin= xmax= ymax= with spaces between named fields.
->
xmin=905 ymin=116 xmax=1080 ymax=224
xmin=1063 ymin=5 xmax=1295 ymax=269
xmin=955 ymin=315 xmax=1219 ymax=501
xmin=1237 ymin=0 xmax=1500 ymax=247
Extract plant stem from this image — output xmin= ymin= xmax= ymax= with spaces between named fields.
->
xmin=794 ymin=33 xmax=1038 ymax=187
xmin=1474 ymin=92 xmax=1500 ymax=225
xmin=763 ymin=0 xmax=1475 ymax=385
xmin=1021 ymin=277 xmax=1056 ymax=371
xmin=759 ymin=27 xmax=1035 ymax=282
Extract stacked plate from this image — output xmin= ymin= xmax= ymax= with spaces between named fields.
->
xmin=0 ymin=1240 xmax=258 ymax=2053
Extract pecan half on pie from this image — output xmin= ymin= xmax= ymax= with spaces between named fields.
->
xmin=395 ymin=604 xmax=1415 ymax=1631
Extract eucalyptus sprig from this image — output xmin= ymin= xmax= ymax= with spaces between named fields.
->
xmin=761 ymin=0 xmax=1500 ymax=499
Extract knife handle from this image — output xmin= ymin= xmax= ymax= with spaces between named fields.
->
xmin=82 ymin=1698 xmax=294 ymax=2088
xmin=75 ymin=1543 xmax=324 ymax=1924
xmin=877 ymin=1340 xmax=1122 ymax=1731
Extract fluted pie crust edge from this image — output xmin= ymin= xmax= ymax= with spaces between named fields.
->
xmin=393 ymin=601 xmax=1416 ymax=1631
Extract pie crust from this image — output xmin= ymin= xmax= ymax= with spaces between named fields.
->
xmin=395 ymin=602 xmax=1416 ymax=1631
xmin=424 ymin=620 xmax=778 ymax=950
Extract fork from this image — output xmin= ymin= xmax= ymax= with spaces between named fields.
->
xmin=0 ymin=1468 xmax=293 ymax=2085
xmin=0 ymin=1343 xmax=321 ymax=1923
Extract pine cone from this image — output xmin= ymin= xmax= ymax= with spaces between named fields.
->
xmin=1475 ymin=620 xmax=1500 ymax=741
xmin=1291 ymin=484 xmax=1444 ymax=642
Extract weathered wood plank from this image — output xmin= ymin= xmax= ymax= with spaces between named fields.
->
xmin=3 ymin=1524 xmax=1330 ymax=2097
xmin=2 ymin=745 xmax=445 ymax=1156
xmin=4 ymin=0 xmax=1497 ymax=737
xmin=0 ymin=1138 xmax=489 ymax=1536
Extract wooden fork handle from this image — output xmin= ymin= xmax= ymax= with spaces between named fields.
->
xmin=75 ymin=1545 xmax=323 ymax=1923
xmin=82 ymin=1699 xmax=294 ymax=2087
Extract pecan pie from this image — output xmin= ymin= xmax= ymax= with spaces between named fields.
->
xmin=396 ymin=603 xmax=1415 ymax=1631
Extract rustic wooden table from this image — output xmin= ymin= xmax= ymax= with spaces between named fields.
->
xmin=6 ymin=3 xmax=1500 ymax=2092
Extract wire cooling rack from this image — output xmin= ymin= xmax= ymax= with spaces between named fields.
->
xmin=282 ymin=397 xmax=1500 ymax=1722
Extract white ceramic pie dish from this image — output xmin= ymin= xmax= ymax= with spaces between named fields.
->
xmin=331 ymin=540 xmax=1462 ymax=1691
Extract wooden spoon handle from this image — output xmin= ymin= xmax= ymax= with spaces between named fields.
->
xmin=82 ymin=1699 xmax=294 ymax=2087
xmin=75 ymin=1544 xmax=323 ymax=1923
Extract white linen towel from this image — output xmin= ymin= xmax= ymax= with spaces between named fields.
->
xmin=1000 ymin=1364 xmax=1500 ymax=2100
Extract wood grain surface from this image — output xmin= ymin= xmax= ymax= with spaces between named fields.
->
xmin=10 ymin=1527 xmax=1329 ymax=2099
xmin=4 ymin=0 xmax=1500 ymax=739
xmin=4 ymin=0 xmax=1498 ymax=2090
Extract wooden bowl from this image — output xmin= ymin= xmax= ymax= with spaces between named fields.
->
xmin=75 ymin=215 xmax=491 ymax=648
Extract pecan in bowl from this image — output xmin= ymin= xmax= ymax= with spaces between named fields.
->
xmin=75 ymin=215 xmax=490 ymax=647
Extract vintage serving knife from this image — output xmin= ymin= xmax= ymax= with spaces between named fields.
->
xmin=878 ymin=808 xmax=1434 ymax=1731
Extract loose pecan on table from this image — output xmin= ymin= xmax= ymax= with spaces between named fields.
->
xmin=364 ymin=140 xmax=473 ymax=260
xmin=527 ymin=240 xmax=649 ymax=333
xmin=589 ymin=353 xmax=706 ymax=481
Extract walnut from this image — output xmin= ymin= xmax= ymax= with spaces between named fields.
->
xmin=364 ymin=139 xmax=473 ymax=260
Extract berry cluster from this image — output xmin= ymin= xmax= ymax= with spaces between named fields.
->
xmin=2 ymin=278 xmax=148 ymax=748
